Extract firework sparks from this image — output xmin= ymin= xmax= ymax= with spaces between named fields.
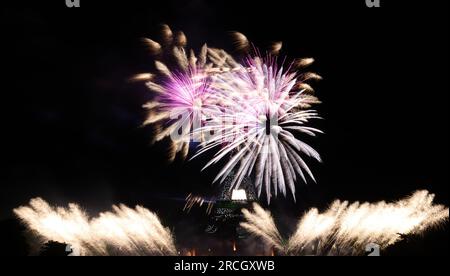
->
xmin=137 ymin=25 xmax=239 ymax=161
xmin=241 ymin=190 xmax=449 ymax=256
xmin=241 ymin=202 xmax=285 ymax=252
xmin=193 ymin=55 xmax=322 ymax=203
xmin=230 ymin=32 xmax=250 ymax=52
xmin=136 ymin=28 xmax=322 ymax=203
xmin=183 ymin=193 xmax=215 ymax=215
xmin=14 ymin=198 xmax=177 ymax=256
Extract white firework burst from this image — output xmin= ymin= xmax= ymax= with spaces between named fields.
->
xmin=193 ymin=55 xmax=322 ymax=202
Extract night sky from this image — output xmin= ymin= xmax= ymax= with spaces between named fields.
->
xmin=1 ymin=0 xmax=448 ymax=255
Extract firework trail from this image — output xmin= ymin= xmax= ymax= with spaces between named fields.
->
xmin=241 ymin=190 xmax=449 ymax=256
xmin=14 ymin=198 xmax=177 ymax=256
xmin=183 ymin=193 xmax=215 ymax=215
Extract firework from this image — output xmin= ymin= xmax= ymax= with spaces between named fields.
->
xmin=183 ymin=193 xmax=215 ymax=215
xmin=136 ymin=27 xmax=322 ymax=202
xmin=241 ymin=203 xmax=284 ymax=252
xmin=241 ymin=190 xmax=449 ymax=256
xmin=14 ymin=198 xmax=177 ymax=256
xmin=137 ymin=25 xmax=239 ymax=161
xmin=193 ymin=55 xmax=322 ymax=203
